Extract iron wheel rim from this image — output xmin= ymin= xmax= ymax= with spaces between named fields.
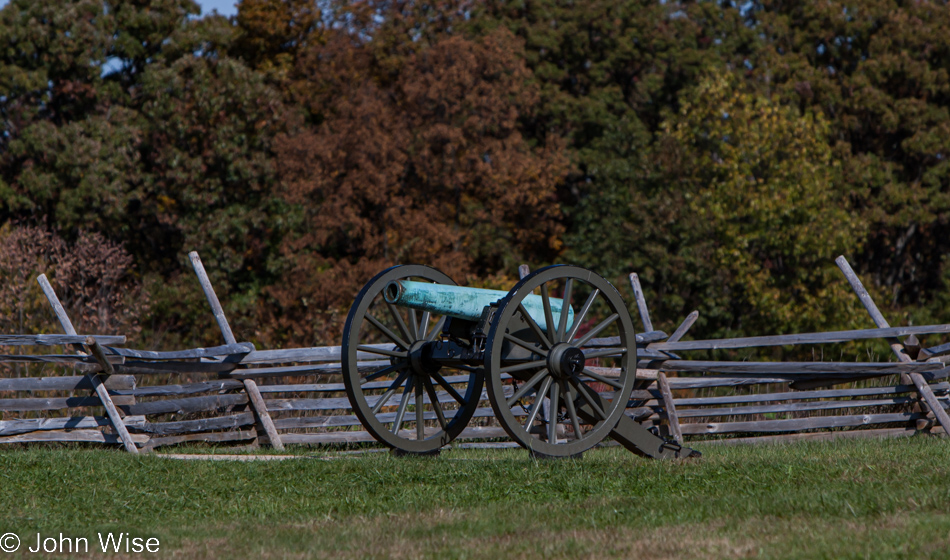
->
xmin=484 ymin=265 xmax=636 ymax=457
xmin=342 ymin=264 xmax=484 ymax=452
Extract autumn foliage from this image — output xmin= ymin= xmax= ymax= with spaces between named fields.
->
xmin=1 ymin=0 xmax=949 ymax=349
xmin=0 ymin=224 xmax=145 ymax=337
xmin=267 ymin=27 xmax=568 ymax=342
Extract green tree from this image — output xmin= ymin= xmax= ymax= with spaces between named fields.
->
xmin=0 ymin=1 xmax=286 ymax=346
xmin=656 ymin=71 xmax=867 ymax=338
xmin=744 ymin=0 xmax=950 ymax=319
xmin=467 ymin=1 xmax=758 ymax=280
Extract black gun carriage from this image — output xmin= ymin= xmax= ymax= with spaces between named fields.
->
xmin=341 ymin=264 xmax=699 ymax=458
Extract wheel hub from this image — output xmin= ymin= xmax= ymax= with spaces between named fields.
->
xmin=408 ymin=340 xmax=441 ymax=375
xmin=547 ymin=343 xmax=585 ymax=379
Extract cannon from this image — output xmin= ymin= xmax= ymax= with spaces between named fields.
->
xmin=342 ymin=264 xmax=699 ymax=458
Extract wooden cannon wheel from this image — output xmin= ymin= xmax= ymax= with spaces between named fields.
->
xmin=342 ymin=265 xmax=484 ymax=453
xmin=484 ymin=265 xmax=637 ymax=457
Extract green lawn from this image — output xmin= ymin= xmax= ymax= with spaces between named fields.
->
xmin=1 ymin=437 xmax=949 ymax=559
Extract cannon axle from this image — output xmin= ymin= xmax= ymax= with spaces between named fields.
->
xmin=407 ymin=340 xmax=442 ymax=375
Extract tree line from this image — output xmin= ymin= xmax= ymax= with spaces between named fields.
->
xmin=1 ymin=0 xmax=948 ymax=350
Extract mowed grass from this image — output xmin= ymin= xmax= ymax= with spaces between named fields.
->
xmin=2 ymin=437 xmax=950 ymax=559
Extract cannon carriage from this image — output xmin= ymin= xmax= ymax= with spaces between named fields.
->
xmin=341 ymin=264 xmax=699 ymax=458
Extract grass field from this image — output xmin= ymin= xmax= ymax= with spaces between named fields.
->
xmin=1 ymin=436 xmax=949 ymax=559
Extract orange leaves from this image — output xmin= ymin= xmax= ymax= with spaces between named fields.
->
xmin=0 ymin=224 xmax=145 ymax=336
xmin=264 ymin=23 xmax=569 ymax=345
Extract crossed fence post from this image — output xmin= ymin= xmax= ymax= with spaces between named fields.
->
xmin=628 ymin=272 xmax=698 ymax=444
xmin=188 ymin=252 xmax=284 ymax=450
xmin=36 ymin=253 xmax=287 ymax=453
xmin=835 ymin=256 xmax=950 ymax=436
xmin=36 ymin=275 xmax=140 ymax=454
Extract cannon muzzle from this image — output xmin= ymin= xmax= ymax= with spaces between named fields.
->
xmin=384 ymin=280 xmax=573 ymax=332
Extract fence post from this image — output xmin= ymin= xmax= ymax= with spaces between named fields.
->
xmin=188 ymin=252 xmax=284 ymax=450
xmin=835 ymin=256 xmax=950 ymax=436
xmin=36 ymin=275 xmax=139 ymax=454
xmin=656 ymin=372 xmax=682 ymax=444
xmin=628 ymin=273 xmax=654 ymax=333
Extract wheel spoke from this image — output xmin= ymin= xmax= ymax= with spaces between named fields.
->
xmin=391 ymin=377 xmax=414 ymax=434
xmin=415 ymin=380 xmax=425 ymax=440
xmin=409 ymin=309 xmax=420 ymax=340
xmin=426 ymin=316 xmax=447 ymax=341
xmin=561 ymin=380 xmax=584 ymax=440
xmin=419 ymin=311 xmax=431 ymax=341
xmin=569 ymin=377 xmax=608 ymax=419
xmin=500 ymin=359 xmax=547 ymax=374
xmin=357 ymin=345 xmax=408 ymax=359
xmin=582 ymin=347 xmax=627 ymax=360
xmin=580 ymin=367 xmax=625 ymax=390
xmin=523 ymin=376 xmax=553 ymax=431
xmin=518 ymin=303 xmax=552 ymax=349
xmin=503 ymin=333 xmax=548 ymax=356
xmin=386 ymin=301 xmax=415 ymax=343
xmin=573 ymin=313 xmax=620 ymax=348
xmin=431 ymin=371 xmax=466 ymax=404
xmin=506 ymin=368 xmax=550 ymax=407
xmin=371 ymin=370 xmax=411 ymax=414
xmin=540 ymin=283 xmax=556 ymax=336
xmin=565 ymin=289 xmax=599 ymax=343
xmin=363 ymin=363 xmax=406 ymax=383
xmin=547 ymin=381 xmax=560 ymax=443
xmin=556 ymin=278 xmax=573 ymax=342
xmin=423 ymin=377 xmax=448 ymax=430
xmin=365 ymin=314 xmax=410 ymax=350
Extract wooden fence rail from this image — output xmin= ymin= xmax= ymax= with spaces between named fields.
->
xmin=1 ymin=255 xmax=948 ymax=453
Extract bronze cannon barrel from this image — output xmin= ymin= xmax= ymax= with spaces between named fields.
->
xmin=384 ymin=280 xmax=573 ymax=332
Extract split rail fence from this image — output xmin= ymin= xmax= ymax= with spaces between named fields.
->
xmin=1 ymin=254 xmax=948 ymax=453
